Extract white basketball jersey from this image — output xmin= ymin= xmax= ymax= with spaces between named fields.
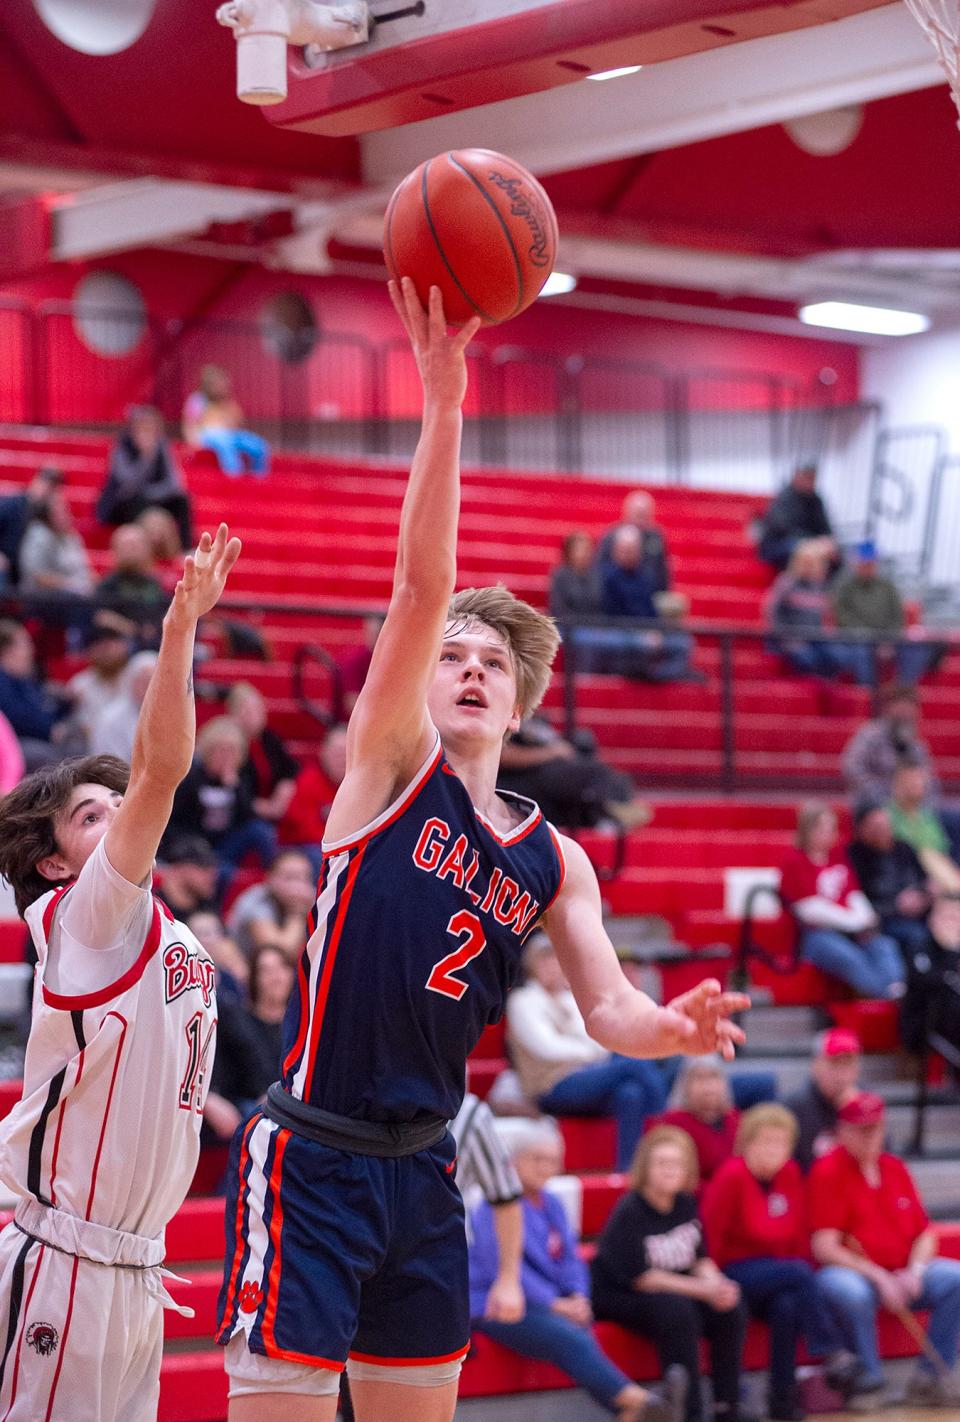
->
xmin=0 ymin=872 xmax=217 ymax=1240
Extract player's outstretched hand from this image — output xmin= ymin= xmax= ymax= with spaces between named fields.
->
xmin=653 ymin=979 xmax=750 ymax=1061
xmin=389 ymin=276 xmax=481 ymax=411
xmin=170 ymin=523 xmax=241 ymax=624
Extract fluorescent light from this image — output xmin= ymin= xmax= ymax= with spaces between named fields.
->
xmin=799 ymin=301 xmax=930 ymax=336
xmin=540 ymin=271 xmax=577 ymax=297
xmin=586 ymin=65 xmax=643 ymax=82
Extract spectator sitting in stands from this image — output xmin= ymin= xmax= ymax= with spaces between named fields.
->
xmin=0 ymin=618 xmax=76 ymax=769
xmin=185 ymin=908 xmax=249 ymax=1006
xmin=155 ymin=834 xmax=219 ymax=919
xmin=847 ymin=798 xmax=931 ymax=962
xmin=506 ymin=934 xmax=670 ymax=1171
xmin=97 ymin=405 xmax=194 ymax=550
xmin=549 ymin=531 xmax=609 ymax=675
xmin=226 ymin=848 xmax=316 ymax=962
xmin=702 ymin=1105 xmax=860 ymax=1420
xmin=843 ymin=683 xmax=960 ymax=861
xmin=182 ymin=363 xmax=270 ymax=477
xmin=598 ymin=491 xmax=672 ymax=594
xmin=899 ymin=892 xmax=960 ymax=1065
xmin=470 ymin=1118 xmax=685 ymax=1422
xmin=89 ymin=650 xmax=157 ymax=762
xmin=18 ymin=485 xmax=93 ymax=609
xmin=811 ymin=1091 xmax=960 ymax=1405
xmin=833 ymin=541 xmax=944 ymax=686
xmin=498 ymin=715 xmax=652 ymax=832
xmin=782 ymin=1028 xmax=862 ymax=1173
xmin=66 ymin=621 xmax=133 ymax=754
xmin=165 ymin=714 xmax=277 ymax=896
xmin=336 ymin=615 xmax=384 ymax=719
xmin=278 ymin=722 xmax=347 ymax=876
xmin=888 ymin=759 xmax=960 ymax=893
xmin=591 ymin=1125 xmax=747 ymax=1422
xmin=757 ymin=464 xmax=839 ymax=573
xmin=780 ymin=800 xmax=905 ymax=999
xmin=766 ymin=541 xmax=870 ymax=685
xmin=94 ymin=523 xmax=169 ymax=647
xmin=653 ymin=1059 xmax=739 ymax=1186
xmin=600 ymin=525 xmax=696 ymax=683
xmin=137 ymin=506 xmax=185 ymax=566
xmin=205 ymin=942 xmax=295 ymax=1146
xmin=227 ymin=681 xmax=299 ymax=831
xmin=0 ymin=465 xmax=62 ymax=589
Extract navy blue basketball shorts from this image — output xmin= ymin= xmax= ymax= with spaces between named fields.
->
xmin=216 ymin=1109 xmax=470 ymax=1372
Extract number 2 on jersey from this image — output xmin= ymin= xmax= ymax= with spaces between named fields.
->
xmin=179 ymin=1011 xmax=216 ymax=1112
xmin=426 ymin=909 xmax=487 ymax=1000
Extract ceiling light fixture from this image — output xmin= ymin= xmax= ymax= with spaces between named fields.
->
xmin=586 ymin=65 xmax=643 ymax=81
xmin=799 ymin=301 xmax=930 ymax=336
xmin=540 ymin=272 xmax=577 ymax=297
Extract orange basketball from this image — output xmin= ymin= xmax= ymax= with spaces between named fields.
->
xmin=383 ymin=149 xmax=559 ymax=326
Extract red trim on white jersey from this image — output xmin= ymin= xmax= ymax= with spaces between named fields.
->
xmin=83 ymin=1013 xmax=127 ymax=1220
xmin=43 ymin=1254 xmax=79 ymax=1422
xmin=40 ymin=904 xmax=162 ymax=1012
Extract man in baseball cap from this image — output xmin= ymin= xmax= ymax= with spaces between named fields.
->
xmin=783 ymin=1027 xmax=861 ymax=1172
xmin=810 ymin=1092 xmax=960 ymax=1404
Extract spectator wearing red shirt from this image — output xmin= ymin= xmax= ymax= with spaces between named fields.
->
xmin=655 ymin=1059 xmax=739 ymax=1185
xmin=702 ymin=1106 xmax=857 ymax=1420
xmin=277 ymin=723 xmax=347 ymax=878
xmin=810 ymin=1093 xmax=960 ymax=1405
xmin=781 ymin=801 xmax=904 ymax=998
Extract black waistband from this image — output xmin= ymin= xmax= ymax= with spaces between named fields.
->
xmin=264 ymin=1083 xmax=447 ymax=1158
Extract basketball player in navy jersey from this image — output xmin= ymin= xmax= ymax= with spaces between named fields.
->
xmin=217 ymin=280 xmax=749 ymax=1421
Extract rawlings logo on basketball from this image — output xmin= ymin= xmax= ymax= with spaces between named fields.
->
xmin=487 ymin=171 xmax=552 ymax=266
xmin=26 ymin=1322 xmax=59 ymax=1356
xmin=163 ymin=942 xmax=216 ymax=1008
xmin=238 ymin=1282 xmax=264 ymax=1314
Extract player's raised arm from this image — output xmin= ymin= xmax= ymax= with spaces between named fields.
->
xmin=104 ymin=523 xmax=240 ymax=886
xmin=346 ymin=280 xmax=481 ymax=780
xmin=544 ymin=835 xmax=750 ymax=1060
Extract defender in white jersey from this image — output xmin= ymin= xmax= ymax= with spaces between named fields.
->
xmin=0 ymin=523 xmax=240 ymax=1422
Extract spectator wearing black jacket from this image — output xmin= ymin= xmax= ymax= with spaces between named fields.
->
xmin=782 ymin=1028 xmax=862 ymax=1172
xmin=98 ymin=406 xmax=193 ymax=550
xmin=848 ymin=800 xmax=931 ymax=962
xmin=758 ymin=465 xmax=839 ymax=573
xmin=227 ymin=682 xmax=299 ymax=830
xmin=94 ymin=523 xmax=170 ymax=647
xmin=207 ymin=943 xmax=295 ymax=1139
xmin=0 ymin=466 xmax=63 ymax=588
xmin=600 ymin=525 xmax=694 ymax=682
xmin=0 ymin=619 xmax=75 ymax=769
xmin=597 ymin=491 xmax=671 ymax=594
xmin=899 ymin=893 xmax=960 ymax=1062
xmin=165 ymin=715 xmax=277 ymax=895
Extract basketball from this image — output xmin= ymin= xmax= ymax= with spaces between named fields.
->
xmin=383 ymin=148 xmax=559 ymax=326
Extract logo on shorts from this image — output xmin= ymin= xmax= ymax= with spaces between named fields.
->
xmin=238 ymin=1282 xmax=264 ymax=1314
xmin=26 ymin=1322 xmax=59 ymax=1357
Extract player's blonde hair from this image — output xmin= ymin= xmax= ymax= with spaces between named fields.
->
xmin=447 ymin=585 xmax=559 ymax=718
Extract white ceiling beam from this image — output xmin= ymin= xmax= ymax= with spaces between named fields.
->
xmin=361 ymin=4 xmax=944 ymax=183
xmin=51 ymin=179 xmax=295 ymax=260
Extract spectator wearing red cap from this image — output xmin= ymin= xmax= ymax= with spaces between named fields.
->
xmin=783 ymin=1029 xmax=862 ymax=1173
xmin=810 ymin=1093 xmax=960 ymax=1404
xmin=781 ymin=801 xmax=905 ymax=998
xmin=702 ymin=1106 xmax=858 ymax=1421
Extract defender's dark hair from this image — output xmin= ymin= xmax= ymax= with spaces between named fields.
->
xmin=0 ymin=756 xmax=129 ymax=915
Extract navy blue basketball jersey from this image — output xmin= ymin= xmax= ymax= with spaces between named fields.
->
xmin=281 ymin=732 xmax=564 ymax=1122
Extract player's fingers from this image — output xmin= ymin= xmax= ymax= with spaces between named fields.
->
xmin=388 ymin=279 xmax=411 ymax=335
xmin=454 ymin=314 xmax=482 ymax=352
xmin=668 ymin=978 xmax=721 ymax=1013
xmin=428 ymin=283 xmax=447 ymax=337
xmin=402 ymin=276 xmax=428 ymax=343
xmin=715 ymin=992 xmax=752 ymax=1016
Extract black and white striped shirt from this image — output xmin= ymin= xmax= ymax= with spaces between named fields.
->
xmin=450 ymin=1093 xmax=521 ymax=1206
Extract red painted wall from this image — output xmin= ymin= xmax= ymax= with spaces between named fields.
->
xmin=0 ymin=249 xmax=860 ymax=425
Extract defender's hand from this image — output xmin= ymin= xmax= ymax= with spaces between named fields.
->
xmin=654 ymin=979 xmax=750 ymax=1061
xmin=389 ymin=277 xmax=481 ymax=411
xmin=169 ymin=523 xmax=241 ymax=624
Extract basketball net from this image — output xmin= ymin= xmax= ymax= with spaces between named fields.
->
xmin=903 ymin=0 xmax=960 ymax=126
